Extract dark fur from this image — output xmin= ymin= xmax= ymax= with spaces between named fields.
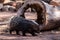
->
xmin=9 ymin=16 xmax=40 ymax=36
xmin=42 ymin=0 xmax=52 ymax=4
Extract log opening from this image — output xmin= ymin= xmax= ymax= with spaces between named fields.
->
xmin=17 ymin=1 xmax=46 ymax=25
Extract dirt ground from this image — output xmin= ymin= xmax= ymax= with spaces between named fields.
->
xmin=0 ymin=12 xmax=60 ymax=40
xmin=0 ymin=31 xmax=60 ymax=40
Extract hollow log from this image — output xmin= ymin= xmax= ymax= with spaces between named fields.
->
xmin=17 ymin=0 xmax=60 ymax=31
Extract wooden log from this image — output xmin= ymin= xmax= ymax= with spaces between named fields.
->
xmin=17 ymin=0 xmax=60 ymax=31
